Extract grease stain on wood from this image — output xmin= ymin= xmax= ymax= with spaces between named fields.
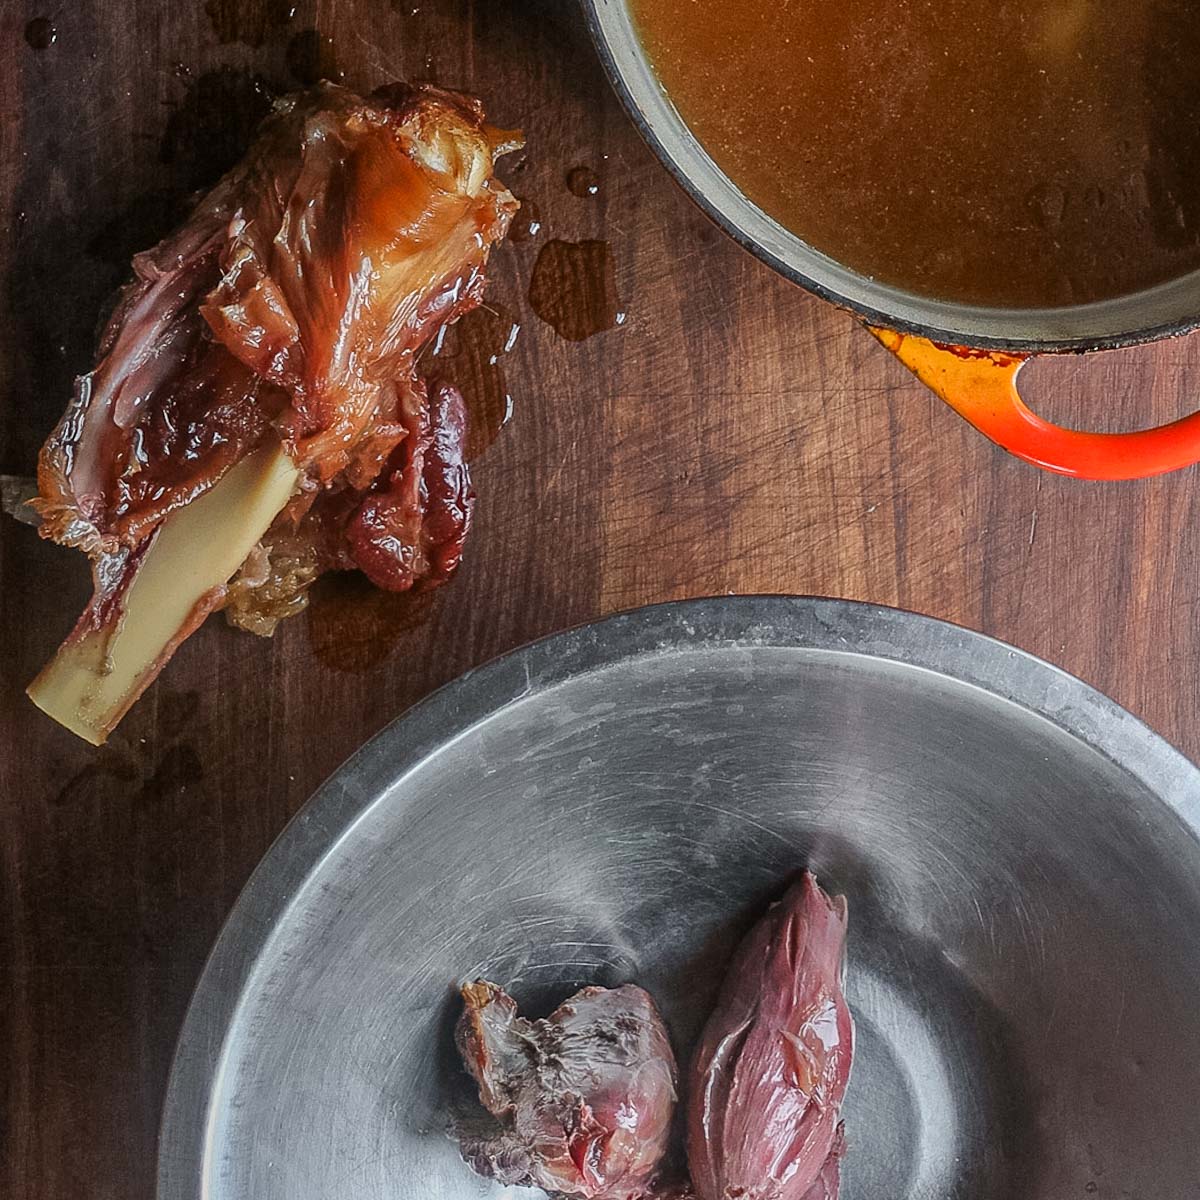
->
xmin=286 ymin=29 xmax=344 ymax=86
xmin=528 ymin=239 xmax=621 ymax=342
xmin=160 ymin=67 xmax=277 ymax=190
xmin=204 ymin=0 xmax=296 ymax=47
xmin=306 ymin=573 xmax=438 ymax=672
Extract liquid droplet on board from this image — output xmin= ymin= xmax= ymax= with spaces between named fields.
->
xmin=24 ymin=17 xmax=57 ymax=50
xmin=567 ymin=165 xmax=601 ymax=197
xmin=286 ymin=29 xmax=344 ymax=87
xmin=509 ymin=196 xmax=543 ymax=242
xmin=528 ymin=239 xmax=622 ymax=341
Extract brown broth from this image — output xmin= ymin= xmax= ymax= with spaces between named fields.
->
xmin=631 ymin=0 xmax=1200 ymax=308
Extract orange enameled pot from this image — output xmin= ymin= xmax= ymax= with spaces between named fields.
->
xmin=583 ymin=0 xmax=1200 ymax=481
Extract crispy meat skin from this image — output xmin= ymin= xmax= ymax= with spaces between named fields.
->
xmin=456 ymin=981 xmax=679 ymax=1200
xmin=687 ymin=873 xmax=854 ymax=1200
xmin=34 ymin=80 xmax=516 ymax=614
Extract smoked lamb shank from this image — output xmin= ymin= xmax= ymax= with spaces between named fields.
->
xmin=28 ymin=81 xmax=519 ymax=743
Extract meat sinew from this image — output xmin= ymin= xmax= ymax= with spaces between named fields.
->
xmin=687 ymin=873 xmax=854 ymax=1200
xmin=28 ymin=81 xmax=518 ymax=741
xmin=798 ymin=1124 xmax=844 ymax=1200
xmin=456 ymin=980 xmax=679 ymax=1199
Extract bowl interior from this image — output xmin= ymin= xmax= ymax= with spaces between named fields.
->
xmin=583 ymin=0 xmax=1200 ymax=351
xmin=173 ymin=626 xmax=1200 ymax=1199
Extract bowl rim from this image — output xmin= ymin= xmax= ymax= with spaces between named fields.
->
xmin=580 ymin=0 xmax=1200 ymax=354
xmin=155 ymin=595 xmax=1200 ymax=1199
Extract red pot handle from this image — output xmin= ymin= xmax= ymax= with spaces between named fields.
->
xmin=870 ymin=326 xmax=1200 ymax=480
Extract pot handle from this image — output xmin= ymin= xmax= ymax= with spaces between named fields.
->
xmin=869 ymin=326 xmax=1200 ymax=480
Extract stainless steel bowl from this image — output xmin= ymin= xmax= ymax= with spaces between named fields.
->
xmin=158 ymin=597 xmax=1200 ymax=1199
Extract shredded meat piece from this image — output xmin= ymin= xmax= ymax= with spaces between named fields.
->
xmin=456 ymin=980 xmax=679 ymax=1200
xmin=33 ymin=80 xmax=517 ymax=623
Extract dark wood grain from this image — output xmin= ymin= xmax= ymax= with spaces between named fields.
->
xmin=2 ymin=2 xmax=1199 ymax=1196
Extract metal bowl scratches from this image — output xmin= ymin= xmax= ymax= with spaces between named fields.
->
xmin=156 ymin=597 xmax=1200 ymax=1200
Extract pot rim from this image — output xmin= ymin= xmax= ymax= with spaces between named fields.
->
xmin=582 ymin=0 xmax=1200 ymax=355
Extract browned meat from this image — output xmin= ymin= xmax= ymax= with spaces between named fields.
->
xmin=456 ymin=980 xmax=679 ymax=1200
xmin=225 ymin=375 xmax=474 ymax=632
xmin=28 ymin=81 xmax=518 ymax=734
xmin=345 ymin=377 xmax=474 ymax=592
xmin=35 ymin=81 xmax=514 ymax=557
xmin=687 ymin=873 xmax=854 ymax=1200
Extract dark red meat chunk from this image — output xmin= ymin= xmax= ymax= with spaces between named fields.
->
xmin=456 ymin=980 xmax=679 ymax=1200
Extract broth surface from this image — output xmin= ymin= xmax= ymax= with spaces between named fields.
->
xmin=631 ymin=0 xmax=1200 ymax=308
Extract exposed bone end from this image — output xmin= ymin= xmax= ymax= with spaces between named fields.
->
xmin=28 ymin=443 xmax=299 ymax=744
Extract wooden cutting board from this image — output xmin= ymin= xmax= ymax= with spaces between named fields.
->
xmin=2 ymin=1 xmax=1199 ymax=1196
